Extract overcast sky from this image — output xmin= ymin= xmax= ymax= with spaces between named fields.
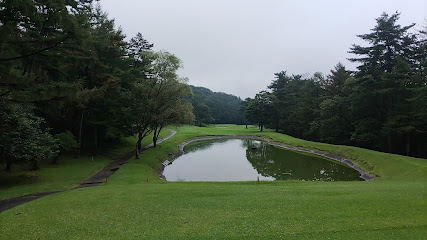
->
xmin=99 ymin=0 xmax=426 ymax=99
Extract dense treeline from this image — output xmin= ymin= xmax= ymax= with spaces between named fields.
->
xmin=0 ymin=1 xmax=194 ymax=171
xmin=245 ymin=13 xmax=427 ymax=158
xmin=190 ymin=85 xmax=244 ymax=126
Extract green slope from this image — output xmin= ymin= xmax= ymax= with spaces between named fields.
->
xmin=1 ymin=125 xmax=426 ymax=239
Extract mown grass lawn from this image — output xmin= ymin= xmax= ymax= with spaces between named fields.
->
xmin=0 ymin=130 xmax=170 ymax=200
xmin=1 ymin=125 xmax=426 ymax=239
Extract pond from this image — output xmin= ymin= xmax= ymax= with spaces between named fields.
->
xmin=163 ymin=139 xmax=362 ymax=182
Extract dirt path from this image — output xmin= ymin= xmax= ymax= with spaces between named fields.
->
xmin=159 ymin=135 xmax=375 ymax=181
xmin=0 ymin=129 xmax=176 ymax=213
xmin=78 ymin=128 xmax=176 ymax=187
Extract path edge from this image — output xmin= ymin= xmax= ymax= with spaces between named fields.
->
xmin=0 ymin=128 xmax=177 ymax=213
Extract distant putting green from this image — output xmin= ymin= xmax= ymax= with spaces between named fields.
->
xmin=1 ymin=125 xmax=426 ymax=239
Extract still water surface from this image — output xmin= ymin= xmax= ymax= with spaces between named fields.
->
xmin=163 ymin=139 xmax=362 ymax=182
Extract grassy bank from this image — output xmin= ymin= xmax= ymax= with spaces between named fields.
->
xmin=1 ymin=125 xmax=426 ymax=239
xmin=0 ymin=130 xmax=170 ymax=200
xmin=150 ymin=125 xmax=427 ymax=181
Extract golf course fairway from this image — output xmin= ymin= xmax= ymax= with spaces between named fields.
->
xmin=1 ymin=125 xmax=426 ymax=239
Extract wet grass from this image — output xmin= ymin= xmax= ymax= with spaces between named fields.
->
xmin=0 ymin=130 xmax=170 ymax=200
xmin=0 ymin=154 xmax=111 ymax=200
xmin=1 ymin=180 xmax=425 ymax=239
xmin=166 ymin=125 xmax=427 ymax=181
xmin=1 ymin=125 xmax=426 ymax=239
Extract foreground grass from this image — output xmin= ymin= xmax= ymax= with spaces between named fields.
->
xmin=1 ymin=125 xmax=426 ymax=239
xmin=1 ymin=180 xmax=425 ymax=239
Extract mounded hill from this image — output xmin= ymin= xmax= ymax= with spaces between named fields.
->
xmin=190 ymin=85 xmax=244 ymax=125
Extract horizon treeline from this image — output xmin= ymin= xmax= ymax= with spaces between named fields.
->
xmin=190 ymin=85 xmax=244 ymax=126
xmin=0 ymin=1 xmax=195 ymax=171
xmin=244 ymin=12 xmax=426 ymax=158
xmin=1 ymin=2 xmax=426 ymax=175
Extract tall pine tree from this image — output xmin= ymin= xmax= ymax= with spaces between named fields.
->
xmin=348 ymin=12 xmax=419 ymax=153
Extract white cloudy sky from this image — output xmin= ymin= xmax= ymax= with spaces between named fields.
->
xmin=99 ymin=0 xmax=426 ymax=98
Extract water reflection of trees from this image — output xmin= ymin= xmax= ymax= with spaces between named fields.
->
xmin=243 ymin=140 xmax=361 ymax=181
xmin=184 ymin=139 xmax=229 ymax=153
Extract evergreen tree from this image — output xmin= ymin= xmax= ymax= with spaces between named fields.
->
xmin=348 ymin=12 xmax=419 ymax=153
xmin=189 ymin=86 xmax=244 ymax=125
xmin=245 ymin=91 xmax=275 ymax=131
xmin=318 ymin=64 xmax=354 ymax=144
xmin=0 ymin=103 xmax=58 ymax=171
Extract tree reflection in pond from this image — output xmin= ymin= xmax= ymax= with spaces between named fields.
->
xmin=184 ymin=139 xmax=228 ymax=153
xmin=164 ymin=139 xmax=361 ymax=181
xmin=243 ymin=140 xmax=362 ymax=181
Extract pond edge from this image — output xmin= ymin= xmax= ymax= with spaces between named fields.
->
xmin=158 ymin=135 xmax=375 ymax=181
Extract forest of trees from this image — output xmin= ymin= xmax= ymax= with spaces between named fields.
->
xmin=0 ymin=1 xmax=194 ymax=171
xmin=190 ymin=86 xmax=244 ymax=126
xmin=1 ymin=2 xmax=425 ymax=173
xmin=245 ymin=12 xmax=427 ymax=158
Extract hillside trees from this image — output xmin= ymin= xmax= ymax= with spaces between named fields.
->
xmin=150 ymin=96 xmax=194 ymax=147
xmin=348 ymin=12 xmax=425 ymax=154
xmin=0 ymin=0 xmax=95 ymax=170
xmin=244 ymin=91 xmax=276 ymax=131
xmin=240 ymin=98 xmax=251 ymax=128
xmin=247 ymin=12 xmax=426 ymax=158
xmin=318 ymin=64 xmax=354 ymax=145
xmin=0 ymin=2 xmax=195 ymax=170
xmin=190 ymin=86 xmax=244 ymax=125
xmin=71 ymin=6 xmax=128 ymax=156
xmin=192 ymin=102 xmax=214 ymax=127
xmin=266 ymin=72 xmax=324 ymax=138
xmin=0 ymin=104 xmax=58 ymax=171
xmin=130 ymin=51 xmax=194 ymax=158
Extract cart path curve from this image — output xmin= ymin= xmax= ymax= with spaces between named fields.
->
xmin=0 ymin=128 xmax=176 ymax=213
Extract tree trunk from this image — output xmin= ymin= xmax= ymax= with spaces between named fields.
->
xmin=154 ymin=126 xmax=163 ymax=147
xmin=76 ymin=111 xmax=84 ymax=158
xmin=387 ymin=130 xmax=393 ymax=153
xmin=94 ymin=127 xmax=98 ymax=154
xmin=260 ymin=125 xmax=264 ymax=132
xmin=153 ymin=128 xmax=157 ymax=147
xmin=135 ymin=132 xmax=142 ymax=159
xmin=245 ymin=124 xmax=247 ymax=129
xmin=137 ymin=132 xmax=142 ymax=151
xmin=5 ymin=161 xmax=11 ymax=172
xmin=51 ymin=155 xmax=59 ymax=164
xmin=135 ymin=142 xmax=139 ymax=159
xmin=26 ymin=56 xmax=36 ymax=81
xmin=0 ymin=42 xmax=3 ymax=60
xmin=406 ymin=134 xmax=411 ymax=156
xmin=156 ymin=127 xmax=162 ymax=139
xmin=31 ymin=160 xmax=40 ymax=171
xmin=386 ymin=94 xmax=393 ymax=153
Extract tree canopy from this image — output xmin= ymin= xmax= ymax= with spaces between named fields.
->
xmin=0 ymin=1 xmax=194 ymax=170
xmin=245 ymin=12 xmax=426 ymax=158
xmin=1 ymin=6 xmax=425 ymax=173
xmin=189 ymin=86 xmax=244 ymax=126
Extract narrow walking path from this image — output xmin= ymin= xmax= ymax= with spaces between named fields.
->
xmin=0 ymin=129 xmax=176 ymax=213
xmin=77 ymin=128 xmax=176 ymax=187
